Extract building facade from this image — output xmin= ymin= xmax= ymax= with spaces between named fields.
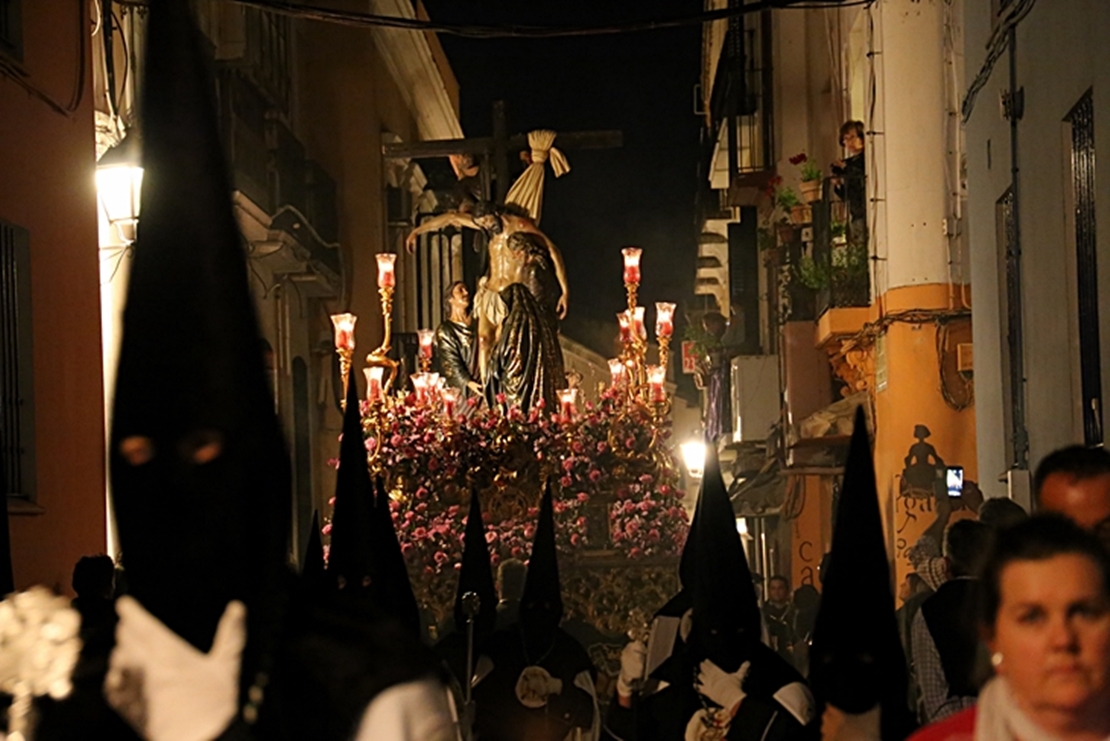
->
xmin=698 ymin=0 xmax=977 ymax=592
xmin=1 ymin=0 xmax=464 ymax=590
xmin=965 ymin=0 xmax=1110 ymax=505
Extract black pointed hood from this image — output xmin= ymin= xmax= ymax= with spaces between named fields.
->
xmin=519 ymin=481 xmax=562 ymax=653
xmin=453 ymin=489 xmax=498 ymax=636
xmin=109 ymin=0 xmax=290 ymax=653
xmin=300 ymin=510 xmax=327 ymax=592
xmin=371 ymin=477 xmax=422 ymax=636
xmin=689 ymin=439 xmax=762 ymax=672
xmin=326 ymin=375 xmax=376 ymax=590
xmin=809 ymin=407 xmax=913 ymax=736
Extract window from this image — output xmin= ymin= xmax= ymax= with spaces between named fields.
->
xmin=0 ymin=0 xmax=22 ymax=62
xmin=1066 ymin=91 xmax=1101 ymax=445
xmin=1 ymin=221 xmax=35 ymax=501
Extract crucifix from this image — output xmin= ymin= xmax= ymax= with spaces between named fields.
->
xmin=382 ymin=100 xmax=623 ymax=204
xmin=383 ymin=100 xmax=623 ymax=335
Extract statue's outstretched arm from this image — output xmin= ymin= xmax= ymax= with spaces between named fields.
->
xmin=405 ymin=211 xmax=478 ymax=252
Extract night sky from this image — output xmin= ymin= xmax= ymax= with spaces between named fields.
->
xmin=423 ymin=0 xmax=704 ymax=355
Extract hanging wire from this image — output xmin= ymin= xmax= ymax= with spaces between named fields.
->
xmin=961 ymin=0 xmax=1036 ymax=123
xmin=112 ymin=0 xmax=873 ymax=39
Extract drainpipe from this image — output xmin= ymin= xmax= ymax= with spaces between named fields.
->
xmin=1006 ymin=26 xmax=1029 ymax=470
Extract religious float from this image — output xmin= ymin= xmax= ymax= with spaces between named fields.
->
xmin=326 ymin=245 xmax=689 ymax=691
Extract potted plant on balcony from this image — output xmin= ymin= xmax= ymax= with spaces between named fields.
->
xmin=791 ymin=153 xmax=824 ymax=204
xmin=777 ymin=186 xmax=810 ymax=226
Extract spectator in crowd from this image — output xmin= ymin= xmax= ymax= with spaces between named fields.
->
xmin=896 ymin=572 xmax=934 ymax=717
xmin=910 ymin=515 xmax=1110 ymax=740
xmin=977 ymin=496 xmax=1028 ymax=530
xmin=764 ymin=575 xmax=797 ymax=664
xmin=1034 ymin=445 xmax=1110 ymax=531
xmin=791 ymin=584 xmax=821 ymax=676
xmin=694 ymin=312 xmax=736 ymax=442
xmin=911 ymin=520 xmax=993 ymax=722
xmin=832 ymin=120 xmax=867 ymax=247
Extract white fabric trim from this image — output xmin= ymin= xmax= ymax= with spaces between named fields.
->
xmin=353 ymin=676 xmax=457 ymax=741
xmin=773 ymin=681 xmax=816 ymax=727
xmin=573 ymin=668 xmax=601 ymax=741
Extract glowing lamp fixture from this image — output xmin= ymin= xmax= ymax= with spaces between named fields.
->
xmin=621 ymin=246 xmax=642 ymax=285
xmin=632 ymin=306 xmax=646 ymax=340
xmin=608 ymin=358 xmax=626 ymax=387
xmin=96 ymin=133 xmax=143 ymax=245
xmin=680 ymin=440 xmax=706 ymax=479
xmin=417 ymin=329 xmax=434 ymax=360
xmin=557 ymin=387 xmax=578 ymax=421
xmin=617 ymin=311 xmax=632 ymax=343
xmin=330 ymin=313 xmax=357 ymax=352
xmin=655 ymin=302 xmax=676 ymax=339
xmin=364 ymin=367 xmax=384 ymax=402
xmin=647 ymin=364 xmax=667 ymax=402
xmin=441 ymin=386 xmax=461 ymax=418
xmin=376 ymin=252 xmax=397 ymax=289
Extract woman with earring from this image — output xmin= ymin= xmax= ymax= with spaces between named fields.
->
xmin=909 ymin=515 xmax=1110 ymax=740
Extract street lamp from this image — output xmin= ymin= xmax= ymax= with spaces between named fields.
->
xmin=680 ymin=440 xmax=706 ymax=479
xmin=96 ymin=133 xmax=143 ymax=244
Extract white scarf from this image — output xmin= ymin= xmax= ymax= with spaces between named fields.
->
xmin=975 ymin=677 xmax=1110 ymax=741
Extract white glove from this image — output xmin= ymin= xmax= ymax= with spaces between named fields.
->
xmin=695 ymin=659 xmax=749 ymax=714
xmin=617 ymin=640 xmax=647 ymax=697
xmin=105 ymin=596 xmax=246 ymax=741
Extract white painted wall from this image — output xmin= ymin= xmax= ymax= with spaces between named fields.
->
xmin=965 ymin=0 xmax=1110 ymax=495
xmin=874 ymin=0 xmax=953 ymax=291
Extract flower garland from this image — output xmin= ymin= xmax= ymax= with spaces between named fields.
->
xmin=325 ymin=391 xmax=690 ymax=579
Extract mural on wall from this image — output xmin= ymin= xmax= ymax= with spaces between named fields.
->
xmin=894 ymin=424 xmax=981 ymax=574
xmin=901 ymin=424 xmax=946 ymax=498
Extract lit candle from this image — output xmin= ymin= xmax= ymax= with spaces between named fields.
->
xmin=622 ymin=247 xmax=642 ymax=285
xmin=417 ymin=328 xmax=435 ymax=361
xmin=441 ymin=386 xmax=461 ymax=418
xmin=617 ymin=311 xmax=632 ymax=343
xmin=632 ymin=306 xmax=646 ymax=340
xmin=608 ymin=358 xmax=626 ymax=387
xmin=557 ymin=387 xmax=578 ymax=421
xmin=411 ymin=372 xmax=429 ymax=404
xmin=648 ymin=365 xmax=667 ymax=402
xmin=330 ymin=312 xmax=357 ymax=352
xmin=376 ymin=252 xmax=397 ymax=289
xmin=655 ymin=302 xmax=675 ymax=339
xmin=364 ymin=366 xmax=384 ymax=402
xmin=428 ymin=373 xmax=442 ymax=394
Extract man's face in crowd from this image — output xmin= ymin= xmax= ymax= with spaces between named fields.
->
xmin=768 ymin=579 xmax=789 ymax=605
xmin=1039 ymin=472 xmax=1110 ymax=531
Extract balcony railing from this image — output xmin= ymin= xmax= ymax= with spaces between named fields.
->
xmin=802 ymin=178 xmax=870 ymax=317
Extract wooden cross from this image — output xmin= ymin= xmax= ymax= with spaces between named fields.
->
xmin=382 ymin=100 xmax=623 ymax=203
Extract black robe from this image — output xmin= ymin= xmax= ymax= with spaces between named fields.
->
xmin=473 ymin=626 xmax=596 ymax=741
xmin=603 ymin=633 xmax=817 ymax=741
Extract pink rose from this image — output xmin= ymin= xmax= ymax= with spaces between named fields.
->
xmin=562 ymin=458 xmax=575 ymax=472
xmin=560 ymin=475 xmax=573 ymax=488
xmin=577 ymin=492 xmax=590 ymax=503
xmin=570 ymin=534 xmax=581 ymax=546
xmin=596 ymin=442 xmax=609 ymax=454
xmin=589 ymin=469 xmax=602 ymax=483
xmin=321 ymin=522 xmax=333 ymax=535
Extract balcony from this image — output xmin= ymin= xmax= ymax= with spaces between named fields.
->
xmin=793 ymin=178 xmax=871 ymax=318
